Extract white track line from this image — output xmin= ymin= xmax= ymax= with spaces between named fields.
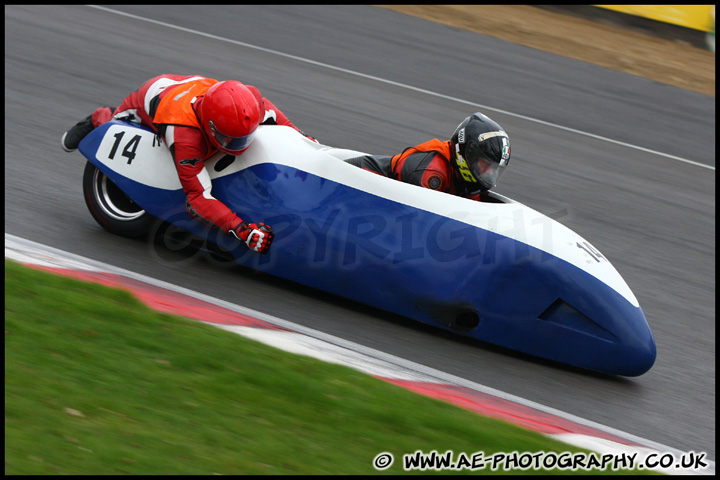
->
xmin=86 ymin=5 xmax=714 ymax=171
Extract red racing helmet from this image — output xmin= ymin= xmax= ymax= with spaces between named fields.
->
xmin=200 ymin=81 xmax=262 ymax=155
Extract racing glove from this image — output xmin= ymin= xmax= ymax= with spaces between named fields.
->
xmin=230 ymin=222 xmax=274 ymax=254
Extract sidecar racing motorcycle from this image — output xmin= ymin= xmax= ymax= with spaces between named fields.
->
xmin=79 ymin=120 xmax=657 ymax=376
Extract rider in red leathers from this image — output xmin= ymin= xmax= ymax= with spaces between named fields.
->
xmin=344 ymin=112 xmax=511 ymax=200
xmin=61 ymin=74 xmax=316 ymax=254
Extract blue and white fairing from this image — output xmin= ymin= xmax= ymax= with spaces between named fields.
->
xmin=80 ymin=121 xmax=656 ymax=376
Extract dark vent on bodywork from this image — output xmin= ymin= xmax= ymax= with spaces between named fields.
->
xmin=424 ymin=303 xmax=480 ymax=331
xmin=455 ymin=310 xmax=480 ymax=329
xmin=539 ymin=299 xmax=617 ymax=342
xmin=214 ymin=155 xmax=236 ymax=172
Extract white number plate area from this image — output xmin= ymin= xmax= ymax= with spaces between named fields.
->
xmin=95 ymin=125 xmax=181 ymax=190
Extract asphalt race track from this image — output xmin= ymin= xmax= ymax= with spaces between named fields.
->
xmin=5 ymin=5 xmax=715 ymax=460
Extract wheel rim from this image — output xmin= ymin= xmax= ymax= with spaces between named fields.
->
xmin=92 ymin=169 xmax=146 ymax=221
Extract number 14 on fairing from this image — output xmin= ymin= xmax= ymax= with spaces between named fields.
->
xmin=107 ymin=131 xmax=142 ymax=164
xmin=96 ymin=125 xmax=164 ymax=168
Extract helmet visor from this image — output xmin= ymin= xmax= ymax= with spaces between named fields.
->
xmin=208 ymin=120 xmax=255 ymax=155
xmin=471 ymin=156 xmax=507 ymax=192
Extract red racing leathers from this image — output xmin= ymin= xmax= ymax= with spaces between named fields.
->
xmin=345 ymin=139 xmax=483 ymax=201
xmin=90 ymin=74 xmax=310 ymax=233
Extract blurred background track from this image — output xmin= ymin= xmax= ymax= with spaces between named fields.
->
xmin=379 ymin=5 xmax=715 ymax=97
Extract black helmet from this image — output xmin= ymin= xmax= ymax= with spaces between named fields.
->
xmin=450 ymin=112 xmax=511 ymax=193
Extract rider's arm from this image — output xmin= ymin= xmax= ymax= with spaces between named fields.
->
xmin=166 ymin=125 xmax=243 ymax=233
xmin=391 ymin=150 xmax=453 ymax=192
xmin=344 ymin=155 xmax=394 ymax=177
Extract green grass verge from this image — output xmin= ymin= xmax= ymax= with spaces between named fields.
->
xmin=5 ymin=259 xmax=654 ymax=475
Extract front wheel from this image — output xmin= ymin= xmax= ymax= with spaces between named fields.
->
xmin=82 ymin=161 xmax=155 ymax=238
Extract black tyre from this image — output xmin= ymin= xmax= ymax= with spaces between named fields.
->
xmin=82 ymin=161 xmax=155 ymax=238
